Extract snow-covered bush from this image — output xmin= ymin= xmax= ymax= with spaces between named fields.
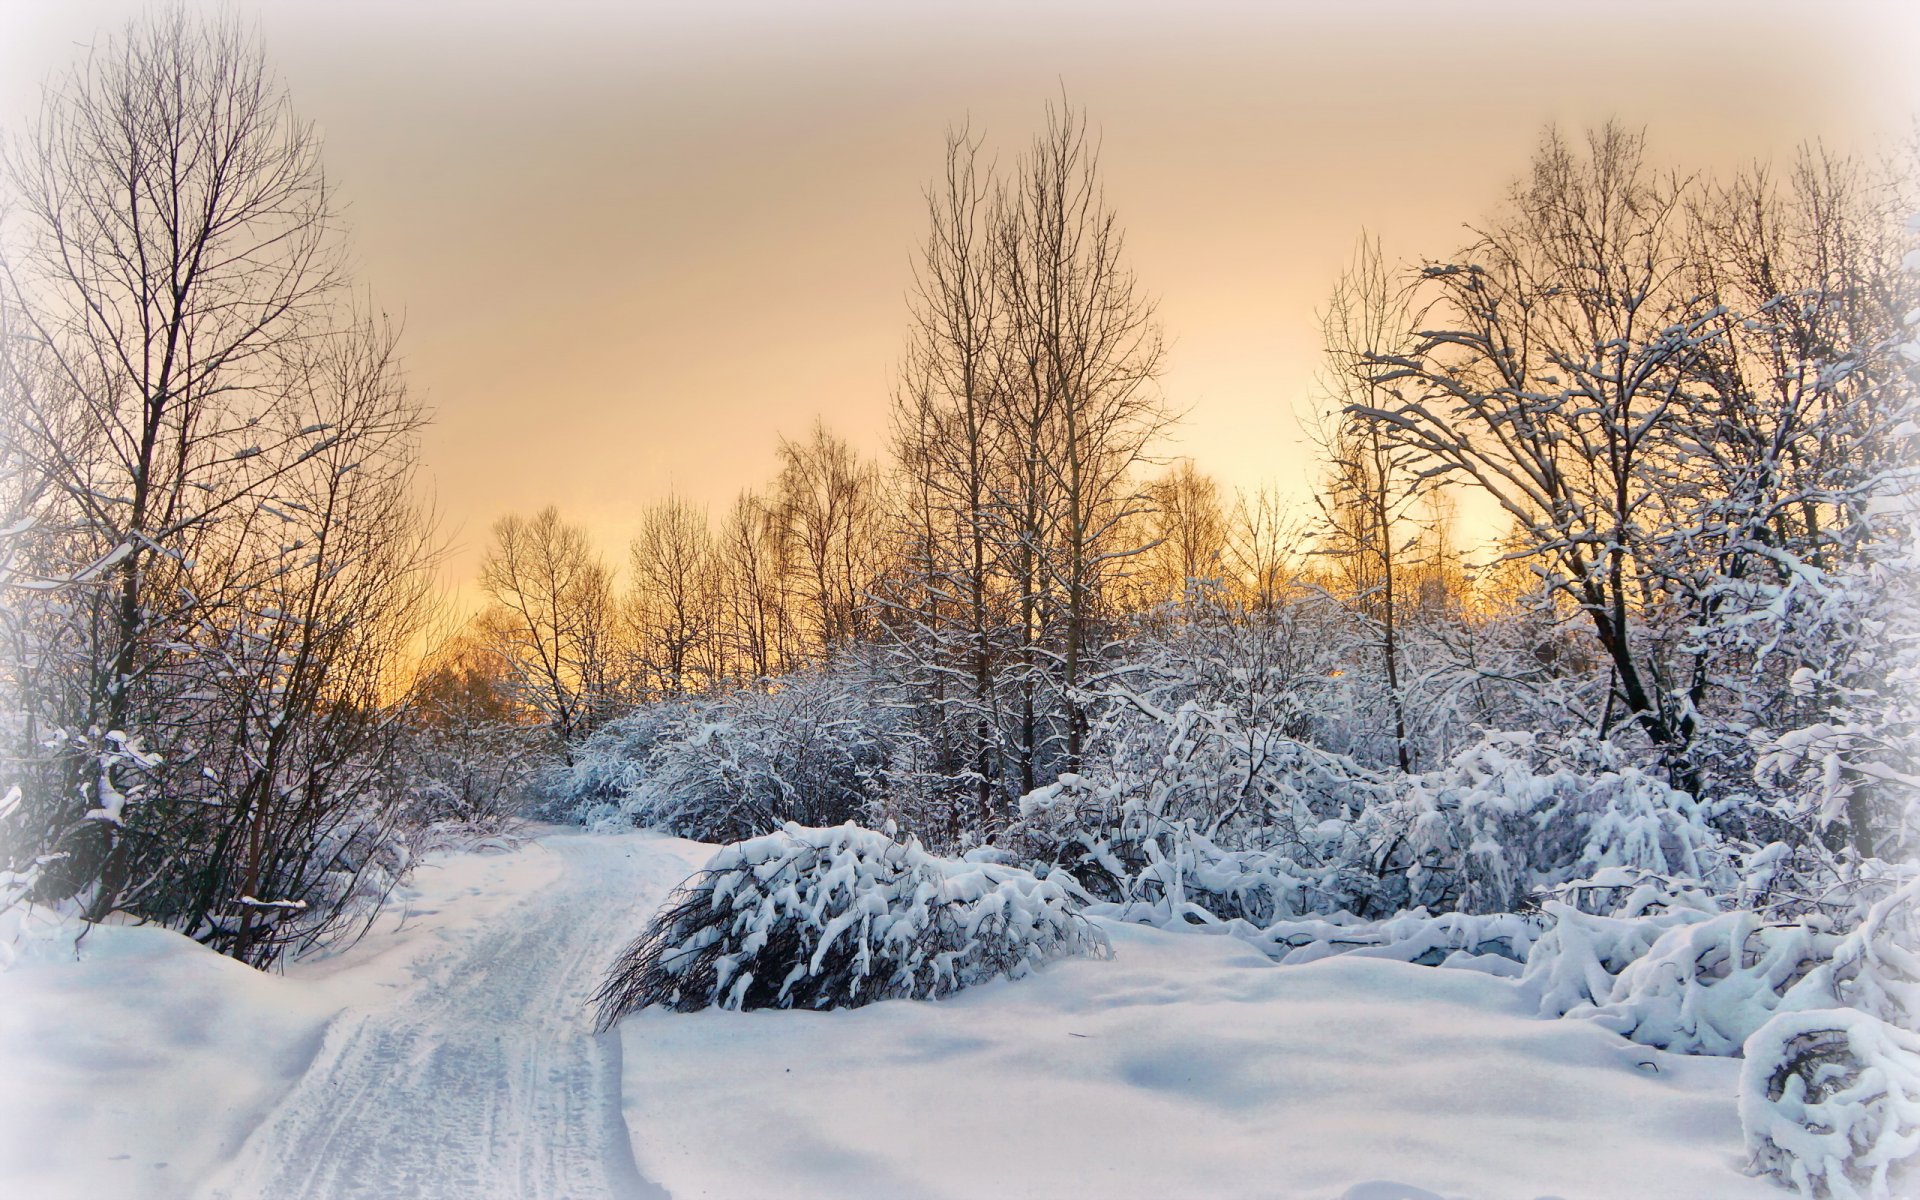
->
xmin=632 ymin=674 xmax=900 ymax=842
xmin=1010 ymin=729 xmax=1736 ymax=940
xmin=1576 ymin=912 xmax=1839 ymax=1056
xmin=1008 ymin=731 xmax=1741 ymax=984
xmin=1006 ymin=747 xmax=1396 ymax=922
xmin=400 ymin=636 xmax=546 ymax=829
xmin=1741 ymin=1008 xmax=1920 ymax=1199
xmin=1520 ymin=871 xmax=1918 ymax=1062
xmin=1200 ymin=906 xmax=1543 ymax=973
xmin=538 ymin=666 xmax=906 ymax=842
xmin=1780 ymin=879 xmax=1920 ymax=1032
xmin=592 ymin=822 xmax=1108 ymax=1025
xmin=1519 ymin=872 xmax=1729 ymax=1021
xmin=400 ymin=716 xmax=540 ymax=834
xmin=528 ymin=700 xmax=694 ymax=825
xmin=303 ymin=826 xmax=409 ymax=943
xmin=1412 ymin=733 xmax=1737 ymax=914
xmin=1536 ymin=865 xmax=1728 ymax=919
xmin=1004 ymin=700 xmax=1433 ymax=924
xmin=1521 ymin=901 xmax=1712 ymax=1019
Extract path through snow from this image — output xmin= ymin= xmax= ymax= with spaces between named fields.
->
xmin=197 ymin=832 xmax=696 ymax=1200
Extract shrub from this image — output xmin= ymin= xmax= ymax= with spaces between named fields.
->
xmin=1578 ymin=912 xmax=1839 ymax=1056
xmin=526 ymin=700 xmax=693 ymax=825
xmin=1518 ymin=872 xmax=1728 ymax=1020
xmin=1411 ymin=733 xmax=1737 ymax=914
xmin=1780 ymin=878 xmax=1920 ymax=1032
xmin=625 ymin=672 xmax=900 ymax=842
xmin=1008 ymin=732 xmax=1736 ymax=932
xmin=591 ymin=822 xmax=1108 ymax=1027
xmin=1741 ymin=1008 xmax=1920 ymax=1199
xmin=1218 ymin=907 xmax=1544 ymax=972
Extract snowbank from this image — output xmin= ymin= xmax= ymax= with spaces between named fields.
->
xmin=0 ymin=827 xmax=1839 ymax=1200
xmin=0 ymin=922 xmax=334 ymax=1200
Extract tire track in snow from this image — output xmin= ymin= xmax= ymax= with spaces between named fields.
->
xmin=200 ymin=835 xmax=678 ymax=1200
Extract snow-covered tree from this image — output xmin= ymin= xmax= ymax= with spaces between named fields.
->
xmin=1355 ymin=127 xmax=1915 ymax=837
xmin=0 ymin=12 xmax=437 ymax=965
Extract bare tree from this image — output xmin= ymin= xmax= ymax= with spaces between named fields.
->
xmin=996 ymin=98 xmax=1169 ymax=773
xmin=885 ymin=123 xmax=1016 ymax=834
xmin=0 ymin=12 xmax=438 ymax=955
xmin=883 ymin=101 xmax=1169 ymax=825
xmin=714 ymin=488 xmax=800 ymax=684
xmin=408 ymin=621 xmax=540 ymax=826
xmin=1141 ymin=460 xmax=1227 ymax=607
xmin=182 ymin=311 xmax=438 ymax=962
xmin=479 ymin=507 xmax=617 ymax=758
xmin=628 ymin=493 xmax=717 ymax=697
xmin=1314 ymin=235 xmax=1425 ymax=772
xmin=773 ymin=421 xmax=884 ymax=660
xmin=1223 ymin=485 xmax=1305 ymax=614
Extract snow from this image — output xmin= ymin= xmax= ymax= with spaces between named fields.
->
xmin=0 ymin=921 xmax=332 ymax=1200
xmin=618 ymin=909 xmax=1778 ymax=1200
xmin=0 ymin=827 xmax=702 ymax=1200
xmin=0 ymin=828 xmax=1792 ymax=1199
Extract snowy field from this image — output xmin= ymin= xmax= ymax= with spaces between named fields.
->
xmin=1 ymin=829 xmax=1780 ymax=1199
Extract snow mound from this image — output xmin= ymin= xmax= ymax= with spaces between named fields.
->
xmin=1741 ymin=1008 xmax=1920 ymax=1200
xmin=592 ymin=822 xmax=1108 ymax=1024
xmin=0 ymin=920 xmax=336 ymax=1199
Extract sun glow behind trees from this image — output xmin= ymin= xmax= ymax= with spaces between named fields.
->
xmin=472 ymin=105 xmax=1916 ymax=872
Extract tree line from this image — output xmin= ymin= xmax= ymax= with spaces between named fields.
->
xmin=484 ymin=117 xmax=1915 ymax=867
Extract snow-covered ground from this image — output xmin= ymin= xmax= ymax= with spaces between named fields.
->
xmin=0 ymin=828 xmax=706 ymax=1200
xmin=620 ymin=916 xmax=1776 ymax=1200
xmin=1 ymin=829 xmax=1780 ymax=1199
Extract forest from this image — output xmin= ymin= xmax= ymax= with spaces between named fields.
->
xmin=1 ymin=9 xmax=1917 ymax=1199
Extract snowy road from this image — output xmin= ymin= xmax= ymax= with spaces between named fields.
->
xmin=198 ymin=834 xmax=688 ymax=1200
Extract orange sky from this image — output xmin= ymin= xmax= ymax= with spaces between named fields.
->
xmin=5 ymin=0 xmax=1917 ymax=602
